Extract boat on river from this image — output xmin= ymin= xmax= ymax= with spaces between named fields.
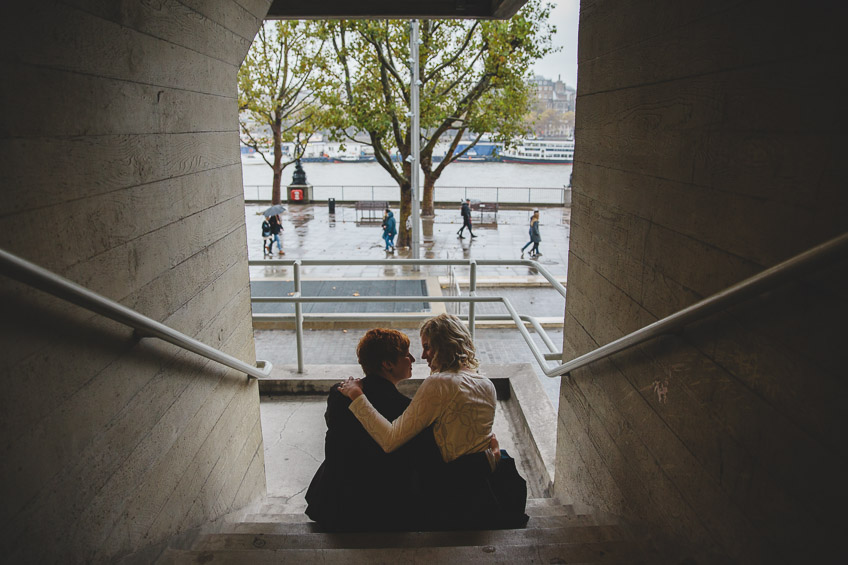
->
xmin=500 ymin=139 xmax=574 ymax=164
xmin=448 ymin=142 xmax=502 ymax=162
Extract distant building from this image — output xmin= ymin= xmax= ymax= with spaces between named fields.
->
xmin=530 ymin=74 xmax=576 ymax=113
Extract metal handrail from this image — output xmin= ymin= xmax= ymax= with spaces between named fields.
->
xmin=553 ymin=232 xmax=848 ymax=377
xmin=249 ymin=232 xmax=847 ymax=377
xmin=0 ymin=248 xmax=272 ymax=380
xmin=249 ymin=257 xmax=567 ymax=373
xmin=4 ymin=228 xmax=839 ymax=384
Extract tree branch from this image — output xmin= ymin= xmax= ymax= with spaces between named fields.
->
xmin=423 ymin=21 xmax=478 ymax=86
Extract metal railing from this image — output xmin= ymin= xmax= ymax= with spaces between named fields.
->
xmin=249 ymin=231 xmax=848 ymax=378
xmin=249 ymin=257 xmax=568 ymax=374
xmin=0 ymin=248 xmax=272 ymax=380
xmin=4 ymin=230 xmax=841 ymax=384
xmin=554 ymin=232 xmax=848 ymax=376
xmin=243 ymin=185 xmax=570 ymax=205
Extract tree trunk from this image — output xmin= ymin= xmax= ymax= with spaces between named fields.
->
xmin=272 ymin=167 xmax=282 ymax=204
xmin=422 ymin=173 xmax=438 ymax=217
xmin=397 ymin=180 xmax=412 ymax=248
xmin=420 ymin=153 xmax=436 ymax=217
xmin=271 ymin=120 xmax=283 ymax=204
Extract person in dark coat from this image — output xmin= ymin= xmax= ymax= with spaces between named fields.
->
xmin=261 ymin=217 xmax=272 ymax=255
xmin=381 ymin=209 xmax=396 ymax=251
xmin=305 ymin=329 xmax=440 ymax=531
xmin=521 ymin=210 xmax=542 ymax=257
xmin=457 ymin=199 xmax=476 ymax=238
xmin=268 ymin=213 xmax=284 ymax=255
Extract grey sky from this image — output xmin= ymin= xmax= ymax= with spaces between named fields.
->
xmin=531 ymin=0 xmax=579 ymax=87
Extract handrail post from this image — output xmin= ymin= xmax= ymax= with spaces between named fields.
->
xmin=469 ymin=260 xmax=477 ymax=341
xmin=294 ymin=260 xmax=304 ymax=374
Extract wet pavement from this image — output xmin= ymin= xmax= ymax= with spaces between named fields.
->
xmin=245 ymin=203 xmax=570 ymax=280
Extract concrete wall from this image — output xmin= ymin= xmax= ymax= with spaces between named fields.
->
xmin=559 ymin=0 xmax=846 ymax=562
xmin=0 ymin=1 xmax=271 ymax=561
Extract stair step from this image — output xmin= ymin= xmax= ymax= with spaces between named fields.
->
xmin=192 ymin=524 xmax=625 ymax=552
xmin=261 ymin=496 xmax=562 ymax=512
xmin=526 ymin=497 xmax=564 ymax=507
xmin=229 ymin=521 xmax=323 ymax=535
xmin=245 ymin=498 xmax=579 ymax=524
xmin=255 ymin=502 xmax=307 ymax=515
xmin=159 ymin=539 xmax=655 ymax=564
xmin=527 ymin=503 xmax=578 ymax=517
xmin=224 ymin=513 xmax=599 ymax=535
xmin=242 ymin=512 xmax=311 ymax=523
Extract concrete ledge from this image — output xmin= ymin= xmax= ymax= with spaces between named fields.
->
xmin=495 ymin=363 xmax=557 ymax=498
xmin=258 ymin=364 xmax=510 ymax=399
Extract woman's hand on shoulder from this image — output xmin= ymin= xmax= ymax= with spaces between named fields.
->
xmin=337 ymin=376 xmax=364 ymax=400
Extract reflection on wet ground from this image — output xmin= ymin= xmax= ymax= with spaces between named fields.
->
xmin=245 ymin=203 xmax=570 ymax=281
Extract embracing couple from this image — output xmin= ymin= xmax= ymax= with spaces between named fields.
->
xmin=305 ymin=313 xmax=529 ymax=532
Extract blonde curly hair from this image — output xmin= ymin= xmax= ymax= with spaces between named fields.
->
xmin=419 ymin=314 xmax=479 ymax=373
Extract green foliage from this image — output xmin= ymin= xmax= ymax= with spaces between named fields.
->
xmin=238 ymin=21 xmax=326 ymax=202
xmin=313 ymin=1 xmax=556 ymax=236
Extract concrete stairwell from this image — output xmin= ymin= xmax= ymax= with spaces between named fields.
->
xmin=156 ymin=496 xmax=663 ymax=564
xmin=148 ymin=364 xmax=666 ymax=563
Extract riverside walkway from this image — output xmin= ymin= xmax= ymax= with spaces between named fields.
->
xmin=246 ymin=202 xmax=570 ymax=405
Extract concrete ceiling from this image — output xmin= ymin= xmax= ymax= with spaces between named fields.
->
xmin=266 ymin=0 xmax=528 ymax=20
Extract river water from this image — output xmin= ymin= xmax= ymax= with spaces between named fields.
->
xmin=242 ymin=160 xmax=573 ymax=203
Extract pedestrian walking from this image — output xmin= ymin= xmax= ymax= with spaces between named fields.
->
xmin=381 ymin=208 xmax=396 ymax=252
xmin=261 ymin=216 xmax=272 ymax=255
xmin=457 ymin=198 xmax=476 ymax=238
xmin=521 ymin=210 xmax=542 ymax=258
xmin=268 ymin=213 xmax=284 ymax=255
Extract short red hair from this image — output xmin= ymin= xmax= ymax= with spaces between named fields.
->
xmin=356 ymin=328 xmax=410 ymax=375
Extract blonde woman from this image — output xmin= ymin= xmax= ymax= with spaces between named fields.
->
xmin=338 ymin=314 xmax=528 ymax=529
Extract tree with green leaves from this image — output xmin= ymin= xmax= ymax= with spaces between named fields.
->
xmin=315 ymin=2 xmax=555 ymax=247
xmin=238 ymin=21 xmax=325 ymax=204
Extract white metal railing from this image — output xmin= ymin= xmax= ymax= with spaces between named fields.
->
xmin=243 ymin=184 xmax=570 ymax=205
xmin=0 ymin=248 xmax=272 ymax=380
xmin=249 ymin=231 xmax=848 ymax=378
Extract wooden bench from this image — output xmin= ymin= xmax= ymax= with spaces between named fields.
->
xmin=469 ymin=201 xmax=499 ymax=224
xmin=355 ymin=200 xmax=389 ymax=222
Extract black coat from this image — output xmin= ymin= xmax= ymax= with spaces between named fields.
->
xmin=461 ymin=201 xmax=472 ymax=222
xmin=305 ymin=375 xmax=440 ymax=531
xmin=305 ymin=375 xmax=529 ymax=532
xmin=268 ymin=215 xmax=282 ymax=235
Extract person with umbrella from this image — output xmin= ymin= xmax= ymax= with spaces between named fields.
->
xmin=262 ymin=204 xmax=286 ymax=256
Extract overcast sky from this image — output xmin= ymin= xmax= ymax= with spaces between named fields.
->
xmin=530 ymin=0 xmax=579 ymax=87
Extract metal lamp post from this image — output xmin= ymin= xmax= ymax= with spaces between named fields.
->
xmin=409 ymin=20 xmax=421 ymax=262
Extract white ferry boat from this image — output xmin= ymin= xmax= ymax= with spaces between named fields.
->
xmin=499 ymin=139 xmax=574 ymax=164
